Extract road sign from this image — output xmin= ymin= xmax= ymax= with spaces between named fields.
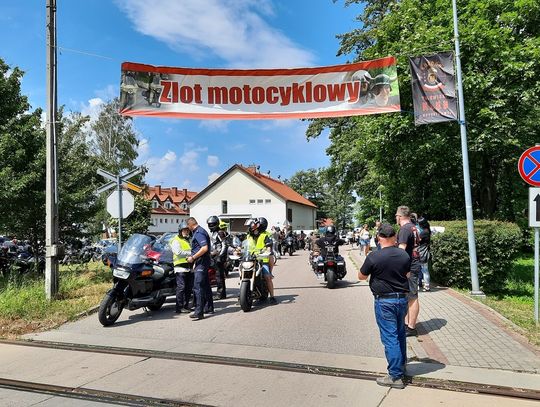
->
xmin=519 ymin=146 xmax=540 ymax=187
xmin=107 ymin=190 xmax=135 ymax=219
xmin=530 ymin=188 xmax=540 ymax=227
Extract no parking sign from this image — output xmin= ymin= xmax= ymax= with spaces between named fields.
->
xmin=518 ymin=145 xmax=540 ymax=187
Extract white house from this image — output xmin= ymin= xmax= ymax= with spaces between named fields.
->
xmin=145 ymin=186 xmax=198 ymax=234
xmin=189 ymin=164 xmax=317 ymax=233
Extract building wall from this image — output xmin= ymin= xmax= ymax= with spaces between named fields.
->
xmin=286 ymin=201 xmax=317 ymax=231
xmin=189 ymin=169 xmax=287 ymax=232
xmin=148 ymin=214 xmax=188 ymax=234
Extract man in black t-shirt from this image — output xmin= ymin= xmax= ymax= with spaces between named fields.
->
xmin=359 ymin=223 xmax=410 ymax=389
xmin=396 ymin=205 xmax=422 ymax=337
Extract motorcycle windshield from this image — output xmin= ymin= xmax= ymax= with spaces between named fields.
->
xmin=117 ymin=234 xmax=154 ymax=266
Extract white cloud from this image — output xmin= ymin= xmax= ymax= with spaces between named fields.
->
xmin=179 ymin=150 xmax=200 ymax=172
xmin=143 ymin=150 xmax=178 ymax=185
xmin=199 ymin=120 xmax=230 ymax=132
xmin=115 ymin=0 xmax=315 ymax=68
xmin=207 ymin=155 xmax=219 ymax=167
xmin=208 ymin=172 xmax=220 ymax=185
xmin=80 ymin=97 xmax=105 ymax=122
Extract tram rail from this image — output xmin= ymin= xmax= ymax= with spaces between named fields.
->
xmin=0 ymin=339 xmax=538 ymax=402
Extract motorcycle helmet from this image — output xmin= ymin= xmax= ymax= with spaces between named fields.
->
xmin=257 ymin=217 xmax=268 ymax=232
xmin=245 ymin=218 xmax=259 ymax=235
xmin=207 ymin=215 xmax=220 ymax=232
xmin=178 ymin=220 xmax=189 ymax=231
xmin=325 ymin=225 xmax=336 ymax=237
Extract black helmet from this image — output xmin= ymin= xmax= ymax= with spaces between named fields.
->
xmin=258 ymin=217 xmax=268 ymax=232
xmin=326 ymin=225 xmax=336 ymax=237
xmin=245 ymin=218 xmax=259 ymax=235
xmin=178 ymin=220 xmax=189 ymax=232
xmin=207 ymin=215 xmax=220 ymax=232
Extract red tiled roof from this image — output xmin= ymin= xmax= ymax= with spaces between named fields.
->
xmin=240 ymin=165 xmax=316 ymax=208
xmin=145 ymin=186 xmax=198 ymax=215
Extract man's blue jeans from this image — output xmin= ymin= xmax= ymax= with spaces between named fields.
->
xmin=374 ymin=297 xmax=408 ymax=379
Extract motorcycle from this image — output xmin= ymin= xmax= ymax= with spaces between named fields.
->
xmin=315 ymin=244 xmax=346 ymax=289
xmin=98 ymin=234 xmax=175 ymax=327
xmin=283 ymin=235 xmax=295 ymax=256
xmin=231 ymin=249 xmax=269 ymax=312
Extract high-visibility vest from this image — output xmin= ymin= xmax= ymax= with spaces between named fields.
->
xmin=171 ymin=235 xmax=191 ymax=266
xmin=247 ymin=231 xmax=271 ymax=263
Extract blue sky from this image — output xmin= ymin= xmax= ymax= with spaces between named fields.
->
xmin=1 ymin=0 xmax=361 ymax=191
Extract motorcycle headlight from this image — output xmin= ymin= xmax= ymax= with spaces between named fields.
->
xmin=242 ymin=261 xmax=254 ymax=269
xmin=113 ymin=268 xmax=130 ymax=279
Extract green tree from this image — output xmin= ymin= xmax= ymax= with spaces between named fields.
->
xmin=312 ymin=0 xmax=540 ymax=221
xmin=285 ymin=168 xmax=327 ymax=219
xmin=0 ymin=59 xmax=46 ymax=250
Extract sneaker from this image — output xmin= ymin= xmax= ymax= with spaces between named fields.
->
xmin=406 ymin=326 xmax=418 ymax=337
xmin=376 ymin=375 xmax=405 ymax=389
xmin=189 ymin=313 xmax=204 ymax=320
xmin=422 ymin=285 xmax=430 ymax=292
xmin=269 ymin=297 xmax=277 ymax=305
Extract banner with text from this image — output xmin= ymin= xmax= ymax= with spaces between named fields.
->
xmin=119 ymin=57 xmax=400 ymax=120
xmin=409 ymin=52 xmax=458 ymax=125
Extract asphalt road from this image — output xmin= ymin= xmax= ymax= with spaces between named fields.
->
xmin=30 ymin=246 xmax=384 ymax=358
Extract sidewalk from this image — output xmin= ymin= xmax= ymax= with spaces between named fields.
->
xmin=346 ymin=246 xmax=540 ymax=374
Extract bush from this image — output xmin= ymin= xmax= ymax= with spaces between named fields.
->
xmin=430 ymin=220 xmax=522 ymax=292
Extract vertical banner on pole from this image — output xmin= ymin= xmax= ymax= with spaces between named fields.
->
xmin=409 ymin=52 xmax=458 ymax=125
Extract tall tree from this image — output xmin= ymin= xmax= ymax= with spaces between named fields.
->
xmin=312 ymin=0 xmax=540 ymax=221
xmin=89 ymin=98 xmax=139 ymax=175
xmin=0 ymin=59 xmax=46 ymax=248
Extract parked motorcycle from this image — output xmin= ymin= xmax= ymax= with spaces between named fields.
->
xmin=314 ymin=244 xmax=346 ymax=289
xmin=231 ymin=249 xmax=269 ymax=312
xmin=98 ymin=234 xmax=174 ymax=327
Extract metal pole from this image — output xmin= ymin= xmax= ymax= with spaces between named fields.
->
xmin=45 ymin=0 xmax=59 ymax=299
xmin=452 ymin=0 xmax=483 ymax=296
xmin=117 ymin=176 xmax=123 ymax=252
xmin=535 ymin=227 xmax=539 ymax=324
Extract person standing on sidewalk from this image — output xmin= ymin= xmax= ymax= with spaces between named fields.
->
xmin=395 ymin=206 xmax=422 ymax=337
xmin=187 ymin=217 xmax=213 ymax=320
xmin=358 ymin=223 xmax=410 ymax=389
xmin=170 ymin=221 xmax=194 ymax=313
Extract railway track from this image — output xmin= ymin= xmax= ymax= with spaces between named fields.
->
xmin=0 ymin=339 xmax=538 ymax=403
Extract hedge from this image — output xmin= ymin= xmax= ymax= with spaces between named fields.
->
xmin=430 ymin=220 xmax=522 ymax=293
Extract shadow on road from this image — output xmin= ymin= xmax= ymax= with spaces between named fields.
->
xmin=406 ymin=359 xmax=446 ymax=378
xmin=418 ymin=318 xmax=448 ymax=334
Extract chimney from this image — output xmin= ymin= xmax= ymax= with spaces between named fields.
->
xmin=156 ymin=185 xmax=161 ymax=195
xmin=183 ymin=188 xmax=188 ymax=200
xmin=247 ymin=164 xmax=258 ymax=174
xmin=172 ymin=187 xmax=178 ymax=195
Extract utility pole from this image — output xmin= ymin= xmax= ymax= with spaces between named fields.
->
xmin=452 ymin=0 xmax=483 ymax=296
xmin=45 ymin=0 xmax=59 ymax=299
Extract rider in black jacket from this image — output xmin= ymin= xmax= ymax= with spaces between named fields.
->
xmin=315 ymin=226 xmax=346 ymax=259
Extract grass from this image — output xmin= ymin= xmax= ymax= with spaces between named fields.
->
xmin=0 ymin=262 xmax=112 ymax=338
xmin=458 ymin=254 xmax=540 ymax=347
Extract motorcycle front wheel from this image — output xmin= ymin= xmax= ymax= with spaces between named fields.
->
xmin=326 ymin=269 xmax=336 ymax=289
xmin=239 ymin=280 xmax=253 ymax=312
xmin=98 ymin=292 xmax=125 ymax=326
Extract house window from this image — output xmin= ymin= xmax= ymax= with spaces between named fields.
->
xmin=165 ymin=218 xmax=168 ymax=223
xmin=165 ymin=201 xmax=172 ymax=209
xmin=181 ymin=202 xmax=188 ymax=210
xmin=257 ymin=199 xmax=263 ymax=204
xmin=176 ymin=219 xmax=179 ymax=223
xmin=222 ymin=200 xmax=228 ymax=214
xmin=249 ymin=199 xmax=255 ymax=205
xmin=265 ymin=199 xmax=271 ymax=204
xmin=152 ymin=200 xmax=158 ymax=208
xmin=160 ymin=218 xmax=163 ymax=223
xmin=287 ymin=208 xmax=292 ymax=222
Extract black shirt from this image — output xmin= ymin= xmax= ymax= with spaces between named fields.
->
xmin=397 ymin=222 xmax=419 ymax=258
xmin=360 ymin=247 xmax=410 ymax=295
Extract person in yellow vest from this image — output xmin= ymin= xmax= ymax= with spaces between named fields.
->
xmin=246 ymin=218 xmax=277 ymax=305
xmin=170 ymin=220 xmax=194 ymax=313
